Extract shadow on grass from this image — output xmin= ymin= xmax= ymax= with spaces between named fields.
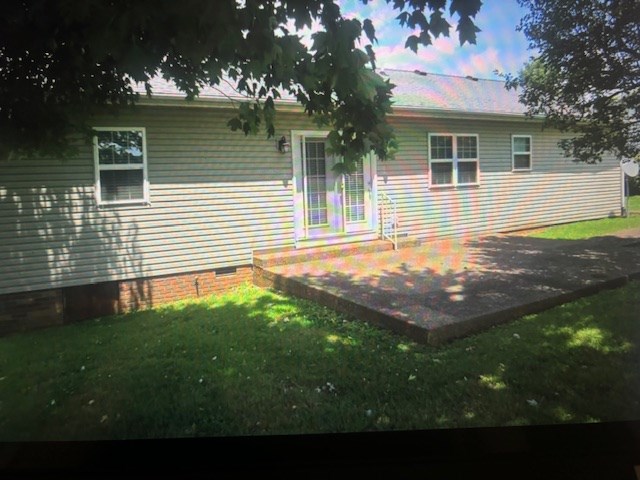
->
xmin=256 ymin=233 xmax=640 ymax=428
xmin=2 ymin=231 xmax=640 ymax=440
xmin=437 ymin=285 xmax=640 ymax=428
xmin=0 ymin=287 xmax=372 ymax=440
xmin=149 ymin=287 xmax=640 ymax=431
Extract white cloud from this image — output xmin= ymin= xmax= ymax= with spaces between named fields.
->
xmin=279 ymin=2 xmax=530 ymax=80
xmin=373 ymin=34 xmax=458 ymax=72
xmin=454 ymin=47 xmax=531 ymax=78
xmin=458 ymin=47 xmax=503 ymax=76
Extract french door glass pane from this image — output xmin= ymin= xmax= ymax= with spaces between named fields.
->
xmin=305 ymin=140 xmax=328 ymax=226
xmin=345 ymin=159 xmax=365 ymax=223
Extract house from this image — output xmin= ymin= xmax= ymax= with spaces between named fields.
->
xmin=0 ymin=69 xmax=622 ymax=334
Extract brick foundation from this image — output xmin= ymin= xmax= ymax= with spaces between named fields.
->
xmin=0 ymin=289 xmax=64 ymax=335
xmin=118 ymin=266 xmax=253 ymax=312
xmin=0 ymin=265 xmax=253 ymax=335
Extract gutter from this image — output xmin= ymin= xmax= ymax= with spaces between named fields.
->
xmin=135 ymin=96 xmax=302 ymax=112
xmin=389 ymin=106 xmax=540 ymax=122
xmin=136 ymin=95 xmax=536 ymax=121
xmin=136 ymin=91 xmax=544 ymax=121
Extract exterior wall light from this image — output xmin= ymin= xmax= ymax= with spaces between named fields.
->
xmin=277 ymin=135 xmax=290 ymax=154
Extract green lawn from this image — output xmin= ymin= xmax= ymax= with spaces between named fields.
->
xmin=1 ymin=282 xmax=639 ymax=440
xmin=526 ymin=195 xmax=640 ymax=240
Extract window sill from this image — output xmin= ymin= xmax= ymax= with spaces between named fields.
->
xmin=97 ymin=200 xmax=151 ymax=208
xmin=512 ymin=168 xmax=532 ymax=173
xmin=429 ymin=183 xmax=480 ymax=190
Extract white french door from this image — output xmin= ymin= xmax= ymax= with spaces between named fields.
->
xmin=292 ymin=131 xmax=374 ymax=242
xmin=343 ymin=157 xmax=371 ymax=233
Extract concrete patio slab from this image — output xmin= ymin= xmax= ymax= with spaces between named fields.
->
xmin=255 ymin=228 xmax=640 ymax=345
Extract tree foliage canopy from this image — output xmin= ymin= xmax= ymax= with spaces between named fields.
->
xmin=0 ymin=0 xmax=481 ymax=170
xmin=504 ymin=0 xmax=639 ymax=163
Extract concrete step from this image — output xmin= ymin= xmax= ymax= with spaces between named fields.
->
xmin=253 ymin=237 xmax=421 ymax=268
xmin=397 ymin=236 xmax=422 ymax=248
xmin=253 ymin=265 xmax=434 ymax=344
xmin=254 ymin=232 xmax=640 ymax=346
xmin=253 ymin=236 xmax=426 ymax=343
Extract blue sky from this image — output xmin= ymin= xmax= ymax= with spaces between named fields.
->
xmin=296 ymin=1 xmax=534 ymax=80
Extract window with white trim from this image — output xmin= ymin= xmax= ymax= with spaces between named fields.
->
xmin=428 ymin=133 xmax=479 ymax=186
xmin=94 ymin=128 xmax=149 ymax=205
xmin=512 ymin=135 xmax=532 ymax=171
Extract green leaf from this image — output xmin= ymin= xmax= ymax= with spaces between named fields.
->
xmin=457 ymin=17 xmax=481 ymax=45
xmin=365 ymin=45 xmax=376 ymax=70
xmin=429 ymin=10 xmax=451 ymax=37
xmin=409 ymin=10 xmax=427 ymax=29
xmin=363 ymin=19 xmax=376 ymax=44
xmin=311 ymin=31 xmax=328 ymax=53
xmin=358 ymin=68 xmax=382 ymax=101
xmin=332 ymin=161 xmax=354 ymax=175
xmin=405 ymin=35 xmax=419 ymax=53
xmin=396 ymin=11 xmax=410 ymax=27
xmin=227 ymin=118 xmax=242 ymax=131
xmin=0 ymin=0 xmax=479 ymax=163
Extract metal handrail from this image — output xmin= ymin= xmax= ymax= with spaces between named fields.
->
xmin=379 ymin=192 xmax=397 ymax=250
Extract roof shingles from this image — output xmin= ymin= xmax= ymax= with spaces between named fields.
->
xmin=136 ymin=68 xmax=525 ymax=116
xmin=382 ymin=69 xmax=525 ymax=115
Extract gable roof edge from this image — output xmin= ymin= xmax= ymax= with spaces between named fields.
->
xmin=136 ymin=96 xmax=541 ymax=123
xmin=390 ymin=106 xmax=542 ymax=122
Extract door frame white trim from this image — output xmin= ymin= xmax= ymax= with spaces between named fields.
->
xmin=292 ymin=130 xmax=331 ymax=245
xmin=370 ymin=153 xmax=379 ymax=235
xmin=291 ymin=130 xmax=378 ymax=248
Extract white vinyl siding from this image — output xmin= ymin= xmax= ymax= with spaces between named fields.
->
xmin=0 ymin=108 xmax=622 ymax=296
xmin=428 ymin=134 xmax=479 ymax=187
xmin=94 ymin=127 xmax=149 ymax=205
xmin=379 ymin=117 xmax=620 ymax=240
xmin=0 ymin=107 xmax=311 ymax=294
xmin=512 ymin=135 xmax=532 ymax=171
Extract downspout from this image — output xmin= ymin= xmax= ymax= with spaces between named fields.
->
xmin=621 ymin=161 xmax=626 ymax=217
